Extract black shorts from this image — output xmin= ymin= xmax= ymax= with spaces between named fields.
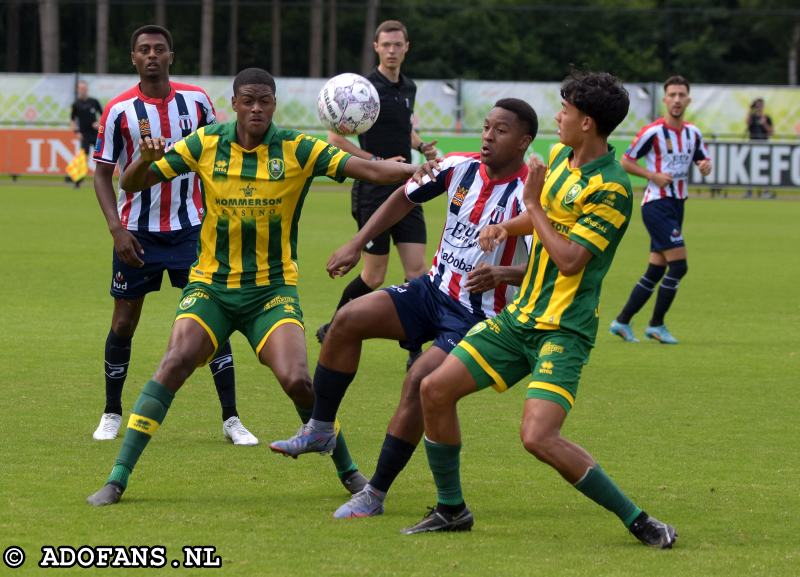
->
xmin=384 ymin=275 xmax=484 ymax=353
xmin=352 ymin=181 xmax=426 ymax=256
xmin=110 ymin=227 xmax=199 ymax=299
xmin=641 ymin=197 xmax=685 ymax=252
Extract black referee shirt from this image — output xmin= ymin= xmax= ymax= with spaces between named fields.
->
xmin=71 ymin=97 xmax=103 ymax=137
xmin=358 ymin=68 xmax=416 ymax=161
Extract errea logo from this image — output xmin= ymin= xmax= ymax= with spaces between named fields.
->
xmin=214 ymin=159 xmax=228 ymax=175
xmin=539 ymin=361 xmax=554 ymax=375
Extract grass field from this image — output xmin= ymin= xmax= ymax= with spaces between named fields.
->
xmin=0 ymin=179 xmax=798 ymax=576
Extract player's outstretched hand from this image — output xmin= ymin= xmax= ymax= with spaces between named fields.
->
xmin=651 ymin=171 xmax=673 ymax=188
xmin=411 ymin=158 xmax=442 ymax=184
xmin=696 ymin=159 xmax=712 ymax=176
xmin=139 ymin=136 xmax=167 ymax=162
xmin=112 ymin=228 xmax=145 ymax=268
xmin=523 ymin=155 xmax=547 ymax=210
xmin=327 ymin=240 xmax=362 ymax=278
xmin=465 ymin=263 xmax=505 ymax=292
xmin=478 ymin=224 xmax=508 ymax=252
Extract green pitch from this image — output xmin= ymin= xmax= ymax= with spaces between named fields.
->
xmin=0 ymin=180 xmax=797 ymax=576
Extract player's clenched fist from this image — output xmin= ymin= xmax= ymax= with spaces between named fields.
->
xmin=478 ymin=224 xmax=508 ymax=252
xmin=138 ymin=136 xmax=167 ymax=162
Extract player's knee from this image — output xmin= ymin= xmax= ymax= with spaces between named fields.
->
xmin=520 ymin=427 xmax=557 ymax=462
xmin=667 ymin=259 xmax=688 ymax=280
xmin=111 ymin=317 xmax=137 ymax=338
xmin=328 ymin=304 xmax=360 ymax=340
xmin=420 ymin=374 xmax=450 ymax=410
xmin=281 ymin=373 xmax=313 ymax=405
xmin=155 ymin=348 xmax=199 ymax=386
xmin=361 ymin=270 xmax=386 ymax=289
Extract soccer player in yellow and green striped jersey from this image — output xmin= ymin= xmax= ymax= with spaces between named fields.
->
xmin=87 ymin=68 xmax=419 ymax=507
xmin=404 ymin=72 xmax=678 ymax=549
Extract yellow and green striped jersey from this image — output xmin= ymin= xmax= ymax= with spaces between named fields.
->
xmin=508 ymin=143 xmax=632 ymax=342
xmin=151 ymin=121 xmax=350 ymax=289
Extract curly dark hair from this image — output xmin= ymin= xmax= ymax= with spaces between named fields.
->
xmin=233 ymin=68 xmax=277 ymax=95
xmin=560 ymin=71 xmax=629 ymax=138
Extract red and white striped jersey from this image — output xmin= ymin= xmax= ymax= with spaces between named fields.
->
xmin=404 ymin=153 xmax=530 ymax=318
xmin=94 ymin=82 xmax=216 ymax=232
xmin=624 ymin=118 xmax=709 ymax=205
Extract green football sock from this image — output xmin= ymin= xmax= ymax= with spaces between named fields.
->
xmin=107 ymin=380 xmax=174 ymax=490
xmin=294 ymin=404 xmax=357 ymax=477
xmin=424 ymin=436 xmax=464 ymax=506
xmin=574 ymin=464 xmax=642 ymax=527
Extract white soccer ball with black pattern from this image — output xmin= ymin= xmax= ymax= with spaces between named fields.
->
xmin=317 ymin=73 xmax=380 ymax=135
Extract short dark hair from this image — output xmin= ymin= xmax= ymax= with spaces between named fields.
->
xmin=664 ymin=75 xmax=690 ymax=92
xmin=494 ymin=98 xmax=538 ymax=140
xmin=233 ymin=68 xmax=277 ymax=95
xmin=375 ymin=20 xmax=408 ymax=41
xmin=130 ymin=25 xmax=173 ymax=52
xmin=560 ymin=71 xmax=629 ymax=138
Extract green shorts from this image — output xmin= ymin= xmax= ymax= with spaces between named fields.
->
xmin=451 ymin=308 xmax=593 ymax=414
xmin=175 ymin=282 xmax=304 ymax=363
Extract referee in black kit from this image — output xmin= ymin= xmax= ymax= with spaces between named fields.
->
xmin=319 ymin=19 xmax=438 ymax=370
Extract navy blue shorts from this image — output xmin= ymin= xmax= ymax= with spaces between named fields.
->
xmin=641 ymin=197 xmax=685 ymax=252
xmin=110 ymin=227 xmax=200 ymax=299
xmin=384 ymin=275 xmax=485 ymax=353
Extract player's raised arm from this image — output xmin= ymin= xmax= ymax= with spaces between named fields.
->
xmin=342 ymin=156 xmax=417 ymax=185
xmin=326 ymin=186 xmax=414 ymax=278
xmin=120 ymin=137 xmax=167 ymax=192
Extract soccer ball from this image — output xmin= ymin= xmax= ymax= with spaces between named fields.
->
xmin=317 ymin=73 xmax=380 ymax=135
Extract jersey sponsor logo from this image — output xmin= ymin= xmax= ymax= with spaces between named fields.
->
xmin=439 ymin=250 xmax=476 ymax=273
xmin=444 ymin=220 xmax=479 ymax=249
xmin=112 ymin=271 xmax=127 ymax=291
xmin=466 ymin=321 xmax=486 ymax=337
xmin=583 ymin=216 xmax=608 ymax=233
xmin=215 ymin=197 xmax=282 ymax=207
xmin=269 ymin=158 xmax=285 ymax=179
xmin=550 ymin=220 xmax=571 ymax=235
xmin=670 ymin=228 xmax=683 ymax=243
xmin=538 ymin=360 xmax=554 ymax=375
xmin=240 ymin=183 xmax=256 ymax=197
xmin=564 ymin=183 xmax=582 ymax=205
xmin=540 ymin=341 xmax=564 ymax=355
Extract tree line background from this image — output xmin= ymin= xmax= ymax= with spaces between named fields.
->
xmin=2 ymin=0 xmax=799 ymax=85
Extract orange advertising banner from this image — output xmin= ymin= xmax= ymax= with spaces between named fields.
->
xmin=0 ymin=128 xmax=102 ymax=176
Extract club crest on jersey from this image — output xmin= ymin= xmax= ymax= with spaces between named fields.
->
xmin=178 ymin=114 xmax=192 ymax=133
xmin=489 ymin=204 xmax=506 ymax=224
xmin=452 ymin=186 xmax=468 ymax=207
xmin=179 ymin=296 xmax=196 ymax=310
xmin=269 ymin=158 xmax=285 ymax=179
xmin=564 ymin=183 xmax=582 ymax=205
xmin=138 ymin=118 xmax=152 ymax=138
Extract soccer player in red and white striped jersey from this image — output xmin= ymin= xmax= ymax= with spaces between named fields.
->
xmin=610 ymin=75 xmax=712 ymax=345
xmin=91 ymin=25 xmax=256 ymax=446
xmin=269 ymin=99 xmax=536 ymax=518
